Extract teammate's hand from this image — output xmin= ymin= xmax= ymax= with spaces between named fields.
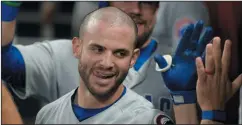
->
xmin=196 ymin=37 xmax=242 ymax=111
xmin=154 ymin=20 xmax=213 ymax=104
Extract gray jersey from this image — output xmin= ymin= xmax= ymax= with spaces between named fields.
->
xmin=35 ymin=87 xmax=173 ymax=124
xmin=11 ymin=39 xmax=79 ymax=106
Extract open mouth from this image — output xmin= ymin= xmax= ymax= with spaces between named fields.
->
xmin=93 ymin=71 xmax=116 ymax=79
xmin=135 ymin=21 xmax=145 ymax=25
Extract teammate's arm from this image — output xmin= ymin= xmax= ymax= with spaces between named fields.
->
xmin=2 ymin=2 xmax=57 ymax=101
xmin=1 ymin=2 xmax=26 ymax=88
xmin=163 ymin=3 xmax=210 ymax=123
xmin=1 ymin=2 xmax=20 ymax=46
xmin=173 ymin=104 xmax=198 ymax=124
xmin=196 ymin=38 xmax=242 ymax=124
xmin=2 ymin=82 xmax=23 ymax=124
xmin=154 ymin=21 xmax=212 ymax=124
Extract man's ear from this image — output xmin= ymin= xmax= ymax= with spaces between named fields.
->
xmin=72 ymin=37 xmax=82 ymax=58
xmin=130 ymin=48 xmax=140 ymax=68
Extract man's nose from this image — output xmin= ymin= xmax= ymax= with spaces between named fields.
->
xmin=100 ymin=52 xmax=114 ymax=69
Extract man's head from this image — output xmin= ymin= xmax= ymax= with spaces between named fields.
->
xmin=72 ymin=7 xmax=139 ymax=99
xmin=108 ymin=2 xmax=159 ymax=48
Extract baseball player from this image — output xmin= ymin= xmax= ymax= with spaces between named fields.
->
xmin=2 ymin=1 xmax=209 ymax=122
xmin=35 ymin=7 xmax=166 ymax=124
xmin=42 ymin=1 xmax=210 ymax=119
xmin=2 ymin=1 xmax=241 ymax=124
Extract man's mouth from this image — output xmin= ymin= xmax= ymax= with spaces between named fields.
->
xmin=93 ymin=71 xmax=116 ymax=79
xmin=135 ymin=21 xmax=145 ymax=25
xmin=133 ymin=18 xmax=145 ymax=25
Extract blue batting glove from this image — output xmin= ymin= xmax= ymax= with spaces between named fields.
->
xmin=154 ymin=20 xmax=213 ymax=105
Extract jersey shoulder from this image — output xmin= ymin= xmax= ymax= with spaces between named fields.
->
xmin=118 ymin=88 xmax=174 ymax=124
xmin=15 ymin=39 xmax=73 ymax=58
xmin=35 ymin=89 xmax=76 ymax=124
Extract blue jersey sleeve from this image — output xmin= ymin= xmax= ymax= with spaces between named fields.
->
xmin=2 ymin=42 xmax=26 ymax=88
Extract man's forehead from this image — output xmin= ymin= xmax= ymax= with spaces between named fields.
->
xmin=86 ymin=20 xmax=135 ymax=37
xmin=87 ymin=39 xmax=133 ymax=51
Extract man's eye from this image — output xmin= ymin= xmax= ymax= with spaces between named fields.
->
xmin=91 ymin=47 xmax=104 ymax=53
xmin=115 ymin=52 xmax=127 ymax=58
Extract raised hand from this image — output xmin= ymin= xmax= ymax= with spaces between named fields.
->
xmin=196 ymin=37 xmax=242 ymax=123
xmin=154 ymin=20 xmax=213 ymax=105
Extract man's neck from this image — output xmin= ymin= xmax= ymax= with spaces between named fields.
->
xmin=76 ymin=81 xmax=124 ymax=109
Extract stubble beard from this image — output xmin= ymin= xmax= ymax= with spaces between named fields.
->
xmin=78 ymin=63 xmax=127 ymax=101
xmin=136 ymin=25 xmax=153 ymax=48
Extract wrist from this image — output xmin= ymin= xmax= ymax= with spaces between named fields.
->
xmin=2 ymin=2 xmax=21 ymax=21
xmin=202 ymin=110 xmax=226 ymax=123
xmin=201 ymin=105 xmax=225 ymax=111
xmin=170 ymin=90 xmax=197 ymax=105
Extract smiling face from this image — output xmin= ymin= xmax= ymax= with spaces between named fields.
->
xmin=72 ymin=20 xmax=139 ymax=99
xmin=110 ymin=2 xmax=159 ymax=48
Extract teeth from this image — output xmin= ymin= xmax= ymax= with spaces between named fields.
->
xmin=96 ymin=72 xmax=114 ymax=79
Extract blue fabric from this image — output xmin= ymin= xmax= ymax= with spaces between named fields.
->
xmin=1 ymin=3 xmax=19 ymax=21
xmin=98 ymin=1 xmax=109 ymax=8
xmin=202 ymin=110 xmax=226 ymax=122
xmin=134 ymin=39 xmax=157 ymax=71
xmin=2 ymin=42 xmax=26 ymax=87
xmin=154 ymin=20 xmax=213 ymax=104
xmin=73 ymin=87 xmax=126 ymax=121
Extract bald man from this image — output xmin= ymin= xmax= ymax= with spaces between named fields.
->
xmin=35 ymin=7 xmax=166 ymax=124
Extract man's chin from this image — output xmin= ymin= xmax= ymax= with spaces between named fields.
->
xmin=90 ymin=89 xmax=113 ymax=99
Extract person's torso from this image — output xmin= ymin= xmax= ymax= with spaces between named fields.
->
xmin=37 ymin=88 xmax=159 ymax=124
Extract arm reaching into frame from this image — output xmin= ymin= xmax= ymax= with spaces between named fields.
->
xmin=154 ymin=20 xmax=213 ymax=124
xmin=2 ymin=82 xmax=23 ymax=124
xmin=196 ymin=37 xmax=242 ymax=124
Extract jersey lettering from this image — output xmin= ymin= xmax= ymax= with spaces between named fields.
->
xmin=144 ymin=94 xmax=171 ymax=112
xmin=144 ymin=94 xmax=153 ymax=103
xmin=159 ymin=97 xmax=171 ymax=112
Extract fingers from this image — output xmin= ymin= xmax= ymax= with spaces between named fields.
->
xmin=196 ymin=27 xmax=213 ymax=56
xmin=232 ymin=74 xmax=242 ymax=95
xmin=196 ymin=57 xmax=206 ymax=82
xmin=175 ymin=24 xmax=194 ymax=56
xmin=154 ymin=54 xmax=168 ymax=69
xmin=221 ymin=40 xmax=232 ymax=79
xmin=205 ymin=43 xmax=214 ymax=74
xmin=191 ymin=20 xmax=204 ymax=43
xmin=212 ymin=37 xmax=222 ymax=74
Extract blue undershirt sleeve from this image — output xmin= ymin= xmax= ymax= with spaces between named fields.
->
xmin=2 ymin=42 xmax=26 ymax=88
